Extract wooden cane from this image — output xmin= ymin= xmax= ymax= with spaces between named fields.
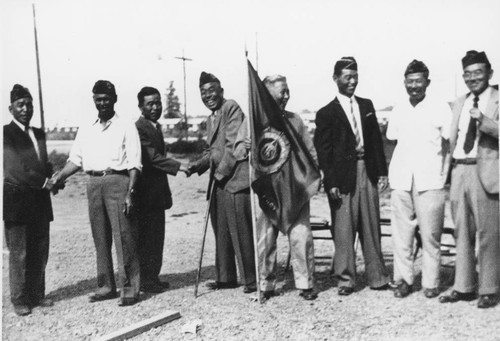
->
xmin=194 ymin=181 xmax=215 ymax=298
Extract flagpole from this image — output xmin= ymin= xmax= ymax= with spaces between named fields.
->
xmin=32 ymin=3 xmax=45 ymax=129
xmin=245 ymin=49 xmax=262 ymax=304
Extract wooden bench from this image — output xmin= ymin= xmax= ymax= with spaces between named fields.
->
xmin=285 ymin=217 xmax=456 ymax=271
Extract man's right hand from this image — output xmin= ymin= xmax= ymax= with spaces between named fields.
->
xmin=328 ymin=187 xmax=341 ymax=201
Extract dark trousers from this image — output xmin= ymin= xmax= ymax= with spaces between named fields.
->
xmin=210 ymin=185 xmax=256 ymax=286
xmin=328 ymin=160 xmax=389 ymax=288
xmin=137 ymin=207 xmax=165 ymax=285
xmin=87 ymin=174 xmax=140 ymax=299
xmin=4 ymin=218 xmax=50 ymax=306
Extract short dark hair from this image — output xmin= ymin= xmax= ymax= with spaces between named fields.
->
xmin=137 ymin=86 xmax=160 ymax=107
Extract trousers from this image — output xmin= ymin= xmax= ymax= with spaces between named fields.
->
xmin=210 ymin=185 xmax=256 ymax=285
xmin=87 ymin=174 xmax=140 ymax=299
xmin=450 ymin=164 xmax=500 ymax=295
xmin=329 ymin=160 xmax=389 ymax=288
xmin=391 ymin=180 xmax=445 ymax=289
xmin=4 ymin=218 xmax=50 ymax=306
xmin=257 ymin=202 xmax=314 ymax=291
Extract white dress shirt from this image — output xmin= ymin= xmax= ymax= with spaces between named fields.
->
xmin=387 ymin=94 xmax=452 ymax=191
xmin=69 ymin=113 xmax=142 ymax=172
xmin=336 ymin=93 xmax=364 ymax=147
xmin=452 ymin=86 xmax=493 ymax=159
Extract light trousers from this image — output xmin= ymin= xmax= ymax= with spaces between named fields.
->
xmin=257 ymin=202 xmax=315 ymax=291
xmin=450 ymin=164 xmax=500 ymax=295
xmin=391 ymin=180 xmax=445 ymax=289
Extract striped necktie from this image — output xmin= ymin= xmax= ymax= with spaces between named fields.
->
xmin=350 ymin=98 xmax=362 ymax=151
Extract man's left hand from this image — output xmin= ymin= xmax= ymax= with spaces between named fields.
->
xmin=123 ymin=192 xmax=134 ymax=217
xmin=378 ymin=176 xmax=389 ymax=192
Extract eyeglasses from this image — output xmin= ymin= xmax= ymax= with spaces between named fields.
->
xmin=463 ymin=70 xmax=485 ymax=80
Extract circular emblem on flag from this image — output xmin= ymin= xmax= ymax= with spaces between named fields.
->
xmin=255 ymin=127 xmax=290 ymax=174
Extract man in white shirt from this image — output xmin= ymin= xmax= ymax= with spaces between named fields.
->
xmin=53 ymin=80 xmax=142 ymax=306
xmin=387 ymin=60 xmax=451 ymax=299
xmin=439 ymin=51 xmax=499 ymax=309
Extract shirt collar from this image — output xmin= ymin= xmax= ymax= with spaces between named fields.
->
xmin=336 ymin=92 xmax=355 ymax=108
xmin=93 ymin=112 xmax=118 ymax=126
xmin=12 ymin=118 xmax=28 ymax=131
xmin=469 ymin=86 xmax=493 ymax=102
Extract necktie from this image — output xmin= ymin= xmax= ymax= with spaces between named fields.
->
xmin=350 ymin=98 xmax=362 ymax=151
xmin=463 ymin=96 xmax=479 ymax=154
xmin=24 ymin=125 xmax=29 ymax=134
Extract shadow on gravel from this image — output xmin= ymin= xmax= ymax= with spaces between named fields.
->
xmin=45 ymin=265 xmax=217 ymax=303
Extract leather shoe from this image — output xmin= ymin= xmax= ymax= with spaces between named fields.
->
xmin=371 ymin=283 xmax=392 ymax=291
xmin=141 ymin=282 xmax=167 ymax=293
xmin=299 ymin=289 xmax=318 ymax=301
xmin=206 ymin=281 xmax=238 ymax=290
xmin=423 ymin=288 xmax=440 ymax=299
xmin=477 ymin=295 xmax=498 ymax=309
xmin=118 ymin=297 xmax=138 ymax=306
xmin=387 ymin=281 xmax=399 ymax=290
xmin=439 ymin=290 xmax=476 ymax=303
xmin=14 ymin=305 xmax=31 ymax=316
xmin=243 ymin=284 xmax=257 ymax=294
xmin=394 ymin=281 xmax=412 ymax=298
xmin=338 ymin=286 xmax=354 ymax=296
xmin=89 ymin=291 xmax=118 ymax=303
xmin=260 ymin=290 xmax=277 ymax=303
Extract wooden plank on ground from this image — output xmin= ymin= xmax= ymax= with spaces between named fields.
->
xmin=94 ymin=310 xmax=181 ymax=341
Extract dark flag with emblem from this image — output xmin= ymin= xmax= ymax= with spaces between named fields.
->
xmin=247 ymin=60 xmax=321 ymax=233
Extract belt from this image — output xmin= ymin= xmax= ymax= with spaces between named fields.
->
xmin=86 ymin=169 xmax=129 ymax=176
xmin=453 ymin=158 xmax=477 ymax=165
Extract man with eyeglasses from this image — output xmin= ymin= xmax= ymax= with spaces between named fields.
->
xmin=439 ymin=51 xmax=499 ymax=309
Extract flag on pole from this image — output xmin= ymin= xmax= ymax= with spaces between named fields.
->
xmin=247 ymin=60 xmax=320 ymax=233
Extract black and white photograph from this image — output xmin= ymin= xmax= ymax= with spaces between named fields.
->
xmin=2 ymin=0 xmax=499 ymax=340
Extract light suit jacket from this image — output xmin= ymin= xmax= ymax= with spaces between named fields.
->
xmin=192 ymin=99 xmax=250 ymax=196
xmin=450 ymin=86 xmax=499 ymax=194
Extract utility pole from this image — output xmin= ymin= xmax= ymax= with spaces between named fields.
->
xmin=175 ymin=50 xmax=192 ymax=140
xmin=32 ymin=3 xmax=45 ymax=129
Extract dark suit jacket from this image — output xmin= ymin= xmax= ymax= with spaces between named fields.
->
xmin=3 ymin=121 xmax=53 ymax=222
xmin=135 ymin=116 xmax=180 ymax=210
xmin=192 ymin=99 xmax=250 ymax=194
xmin=314 ymin=96 xmax=387 ymax=194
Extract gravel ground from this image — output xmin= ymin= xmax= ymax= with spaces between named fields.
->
xmin=2 ymin=159 xmax=500 ymax=341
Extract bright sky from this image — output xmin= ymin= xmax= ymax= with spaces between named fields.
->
xmin=1 ymin=0 xmax=499 ymax=128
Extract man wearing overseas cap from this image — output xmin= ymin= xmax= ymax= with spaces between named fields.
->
xmin=53 ymin=80 xmax=143 ymax=306
xmin=187 ymin=72 xmax=257 ymax=294
xmin=314 ymin=57 xmax=391 ymax=296
xmin=439 ymin=51 xmax=499 ymax=308
xmin=386 ymin=60 xmax=452 ymax=299
xmin=4 ymin=84 xmax=60 ymax=316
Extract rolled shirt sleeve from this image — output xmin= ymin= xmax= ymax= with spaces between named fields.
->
xmin=124 ymin=120 xmax=142 ymax=171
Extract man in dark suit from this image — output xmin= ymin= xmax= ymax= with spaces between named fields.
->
xmin=134 ymin=86 xmax=187 ymax=293
xmin=314 ymin=57 xmax=390 ymax=295
xmin=3 ymin=84 xmax=57 ymax=316
xmin=188 ymin=72 xmax=256 ymax=293
xmin=439 ymin=51 xmax=499 ymax=308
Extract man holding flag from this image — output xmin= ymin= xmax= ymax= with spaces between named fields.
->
xmin=242 ymin=64 xmax=321 ymax=302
